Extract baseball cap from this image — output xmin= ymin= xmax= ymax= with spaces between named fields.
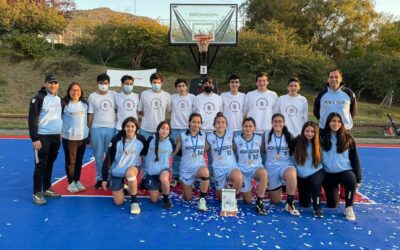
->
xmin=45 ymin=74 xmax=58 ymax=83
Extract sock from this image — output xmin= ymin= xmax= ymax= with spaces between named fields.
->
xmin=287 ymin=195 xmax=294 ymax=206
xmin=200 ymin=192 xmax=207 ymax=198
xmin=163 ymin=193 xmax=169 ymax=203
xmin=131 ymin=195 xmax=137 ymax=204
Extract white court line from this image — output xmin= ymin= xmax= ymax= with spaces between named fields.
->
xmin=52 ymin=158 xmax=94 ymax=186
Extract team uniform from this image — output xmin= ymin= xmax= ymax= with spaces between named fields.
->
xmin=244 ymin=90 xmax=278 ymax=133
xmin=142 ymin=136 xmax=175 ymax=190
xmin=115 ymin=91 xmax=139 ymax=130
xmin=313 ymin=85 xmax=357 ymax=130
xmin=102 ymin=133 xmax=146 ymax=191
xmin=179 ymin=131 xmax=207 ymax=185
xmin=29 ymin=88 xmax=62 ymax=196
xmin=206 ymin=131 xmax=239 ymax=190
xmin=193 ymin=92 xmax=223 ymax=132
xmin=234 ymin=134 xmax=264 ymax=193
xmin=273 ymin=94 xmax=308 ymax=137
xmin=220 ymin=92 xmax=246 ymax=136
xmin=264 ymin=131 xmax=294 ymax=190
xmin=61 ymin=100 xmax=89 ymax=189
xmin=169 ymin=93 xmax=195 ymax=179
xmin=88 ymin=90 xmax=116 ymax=182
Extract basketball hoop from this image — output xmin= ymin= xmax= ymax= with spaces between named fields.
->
xmin=194 ymin=34 xmax=213 ymax=53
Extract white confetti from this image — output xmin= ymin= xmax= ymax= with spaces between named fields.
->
xmin=6 ymin=223 xmax=11 ymax=226
xmin=44 ymin=218 xmax=48 ymax=222
xmin=275 ymin=245 xmax=281 ymax=249
xmin=304 ymin=243 xmax=312 ymax=247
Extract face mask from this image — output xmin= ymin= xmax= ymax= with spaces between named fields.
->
xmin=203 ymin=86 xmax=213 ymax=94
xmin=152 ymin=84 xmax=161 ymax=91
xmin=98 ymin=84 xmax=109 ymax=92
xmin=123 ymin=85 xmax=133 ymax=93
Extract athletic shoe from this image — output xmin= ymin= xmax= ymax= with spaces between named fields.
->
xmin=255 ymin=202 xmax=267 ymax=215
xmin=285 ymin=202 xmax=300 ymax=216
xmin=94 ymin=180 xmax=102 ymax=189
xmin=198 ymin=198 xmax=208 ymax=212
xmin=67 ymin=182 xmax=79 ymax=193
xmin=43 ymin=187 xmax=61 ymax=198
xmin=313 ymin=209 xmax=324 ymax=218
xmin=345 ymin=206 xmax=356 ymax=221
xmin=33 ymin=192 xmax=47 ymax=205
xmin=75 ymin=181 xmax=86 ymax=191
xmin=170 ymin=178 xmax=179 ymax=187
xmin=131 ymin=203 xmax=141 ymax=215
xmin=163 ymin=198 xmax=172 ymax=210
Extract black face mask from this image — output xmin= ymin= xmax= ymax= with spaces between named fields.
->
xmin=203 ymin=86 xmax=213 ymax=94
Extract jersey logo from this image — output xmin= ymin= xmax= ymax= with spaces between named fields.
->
xmin=176 ymin=100 xmax=190 ymax=111
xmin=203 ymin=102 xmax=216 ymax=114
xmin=31 ymin=99 xmax=36 ymax=104
xmin=123 ymin=99 xmax=136 ymax=111
xmin=229 ymin=101 xmax=241 ymax=112
xmin=286 ymin=105 xmax=298 ymax=116
xmin=256 ymin=98 xmax=268 ymax=110
xmin=100 ymin=99 xmax=113 ymax=111
xmin=151 ymin=98 xmax=162 ymax=109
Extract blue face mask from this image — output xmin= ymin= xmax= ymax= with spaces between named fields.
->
xmin=152 ymin=84 xmax=161 ymax=91
xmin=123 ymin=85 xmax=133 ymax=93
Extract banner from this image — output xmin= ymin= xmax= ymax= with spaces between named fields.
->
xmin=107 ymin=69 xmax=157 ymax=87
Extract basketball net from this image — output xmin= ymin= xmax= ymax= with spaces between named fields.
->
xmin=194 ymin=34 xmax=213 ymax=53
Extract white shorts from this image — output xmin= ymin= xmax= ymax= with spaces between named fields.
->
xmin=241 ymin=166 xmax=265 ymax=193
xmin=180 ymin=165 xmax=203 ymax=186
xmin=267 ymin=165 xmax=295 ymax=190
xmin=214 ymin=167 xmax=240 ymax=190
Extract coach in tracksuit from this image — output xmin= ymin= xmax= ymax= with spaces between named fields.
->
xmin=29 ymin=74 xmax=63 ymax=205
xmin=313 ymin=69 xmax=357 ymax=130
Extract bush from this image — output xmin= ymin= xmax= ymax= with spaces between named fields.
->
xmin=7 ymin=33 xmax=51 ymax=58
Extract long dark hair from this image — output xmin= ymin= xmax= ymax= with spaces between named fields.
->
xmin=186 ymin=113 xmax=203 ymax=136
xmin=63 ymin=82 xmax=87 ymax=105
xmin=293 ymin=121 xmax=322 ymax=167
xmin=120 ymin=117 xmax=140 ymax=154
xmin=154 ymin=121 xmax=171 ymax=162
xmin=321 ymin=112 xmax=353 ymax=153
xmin=267 ymin=113 xmax=292 ymax=146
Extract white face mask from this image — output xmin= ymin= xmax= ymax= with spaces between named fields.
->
xmin=98 ymin=84 xmax=109 ymax=92
xmin=123 ymin=85 xmax=133 ymax=93
xmin=152 ymin=83 xmax=162 ymax=91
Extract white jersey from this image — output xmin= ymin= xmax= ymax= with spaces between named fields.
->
xmin=221 ymin=92 xmax=246 ymax=132
xmin=234 ymin=134 xmax=263 ymax=173
xmin=206 ymin=131 xmax=238 ymax=175
xmin=273 ymin=94 xmax=308 ymax=137
xmin=244 ymin=90 xmax=278 ymax=133
xmin=88 ymin=90 xmax=116 ymax=128
xmin=61 ymin=101 xmax=89 ymax=140
xmin=180 ymin=131 xmax=206 ymax=174
xmin=170 ymin=93 xmax=195 ymax=129
xmin=264 ymin=131 xmax=293 ymax=170
xmin=193 ymin=92 xmax=222 ymax=131
xmin=138 ymin=89 xmax=171 ymax=132
xmin=115 ymin=92 xmax=139 ymax=130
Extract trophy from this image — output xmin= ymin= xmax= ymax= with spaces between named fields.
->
xmin=220 ymin=188 xmax=238 ymax=216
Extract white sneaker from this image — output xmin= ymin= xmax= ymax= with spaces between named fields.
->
xmin=345 ymin=206 xmax=356 ymax=221
xmin=74 ymin=181 xmax=86 ymax=191
xmin=67 ymin=182 xmax=79 ymax=193
xmin=285 ymin=203 xmax=300 ymax=216
xmin=198 ymin=198 xmax=208 ymax=212
xmin=131 ymin=203 xmax=141 ymax=215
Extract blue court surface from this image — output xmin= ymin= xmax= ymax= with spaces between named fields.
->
xmin=0 ymin=138 xmax=399 ymax=250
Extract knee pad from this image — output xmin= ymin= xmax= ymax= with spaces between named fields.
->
xmin=127 ymin=176 xmax=137 ymax=182
xmin=200 ymin=176 xmax=210 ymax=181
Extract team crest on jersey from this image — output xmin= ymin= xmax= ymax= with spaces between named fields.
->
xmin=184 ymin=137 xmax=189 ymax=142
xmin=151 ymin=98 xmax=162 ymax=109
xmin=229 ymin=101 xmax=241 ymax=112
xmin=256 ymin=98 xmax=268 ymax=110
xmin=123 ymin=99 xmax=135 ymax=111
xmin=100 ymin=100 xmax=112 ymax=111
xmin=108 ymin=142 xmax=113 ymax=147
xmin=31 ymin=99 xmax=36 ymax=104
xmin=203 ymin=102 xmax=216 ymax=114
xmin=286 ymin=105 xmax=298 ymax=116
xmin=177 ymin=100 xmax=189 ymax=111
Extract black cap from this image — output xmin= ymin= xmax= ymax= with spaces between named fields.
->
xmin=45 ymin=74 xmax=58 ymax=83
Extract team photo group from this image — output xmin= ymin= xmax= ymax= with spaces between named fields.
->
xmin=28 ymin=69 xmax=361 ymax=222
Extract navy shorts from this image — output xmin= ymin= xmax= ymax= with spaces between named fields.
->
xmin=143 ymin=169 xmax=169 ymax=190
xmin=109 ymin=175 xmax=125 ymax=191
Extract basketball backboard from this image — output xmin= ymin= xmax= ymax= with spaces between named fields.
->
xmin=169 ymin=4 xmax=238 ymax=46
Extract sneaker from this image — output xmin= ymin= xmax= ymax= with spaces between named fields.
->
xmin=285 ymin=202 xmax=300 ymax=216
xmin=67 ymin=182 xmax=79 ymax=193
xmin=163 ymin=198 xmax=172 ymax=210
xmin=43 ymin=187 xmax=61 ymax=198
xmin=74 ymin=181 xmax=86 ymax=192
xmin=255 ymin=201 xmax=267 ymax=215
xmin=345 ymin=206 xmax=356 ymax=221
xmin=198 ymin=197 xmax=208 ymax=212
xmin=170 ymin=178 xmax=179 ymax=188
xmin=95 ymin=180 xmax=102 ymax=189
xmin=313 ymin=209 xmax=324 ymax=218
xmin=33 ymin=192 xmax=47 ymax=205
xmin=131 ymin=203 xmax=141 ymax=215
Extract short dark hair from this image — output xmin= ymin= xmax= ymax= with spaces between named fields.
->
xmin=256 ymin=72 xmax=268 ymax=81
xmin=201 ymin=77 xmax=213 ymax=85
xmin=287 ymin=77 xmax=301 ymax=85
xmin=228 ymin=73 xmax=240 ymax=82
xmin=97 ymin=73 xmax=110 ymax=83
xmin=121 ymin=75 xmax=134 ymax=83
xmin=175 ymin=78 xmax=187 ymax=87
xmin=150 ymin=73 xmax=163 ymax=82
xmin=328 ymin=69 xmax=342 ymax=77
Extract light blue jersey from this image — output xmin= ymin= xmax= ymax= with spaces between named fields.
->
xmin=110 ymin=138 xmax=143 ymax=177
xmin=38 ymin=93 xmax=62 ymax=135
xmin=179 ymin=131 xmax=206 ymax=177
xmin=234 ymin=134 xmax=263 ymax=173
xmin=61 ymin=101 xmax=89 ymax=140
xmin=207 ymin=130 xmax=238 ymax=177
xmin=264 ymin=131 xmax=293 ymax=170
xmin=319 ymin=88 xmax=353 ymax=129
xmin=322 ymin=134 xmax=352 ymax=173
xmin=295 ymin=144 xmax=323 ymax=178
xmin=144 ymin=136 xmax=174 ymax=175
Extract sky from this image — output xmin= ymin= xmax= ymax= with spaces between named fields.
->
xmin=74 ymin=0 xmax=400 ymax=23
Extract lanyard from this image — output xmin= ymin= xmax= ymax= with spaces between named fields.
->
xmin=190 ymin=133 xmax=199 ymax=155
xmin=274 ymin=134 xmax=283 ymax=155
xmin=214 ymin=131 xmax=225 ymax=156
xmin=245 ymin=134 xmax=254 ymax=160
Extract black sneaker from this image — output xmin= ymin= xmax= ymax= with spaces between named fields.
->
xmin=33 ymin=192 xmax=47 ymax=205
xmin=95 ymin=180 xmax=102 ymax=189
xmin=163 ymin=198 xmax=172 ymax=210
xmin=313 ymin=209 xmax=324 ymax=218
xmin=255 ymin=202 xmax=267 ymax=215
xmin=43 ymin=187 xmax=61 ymax=198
